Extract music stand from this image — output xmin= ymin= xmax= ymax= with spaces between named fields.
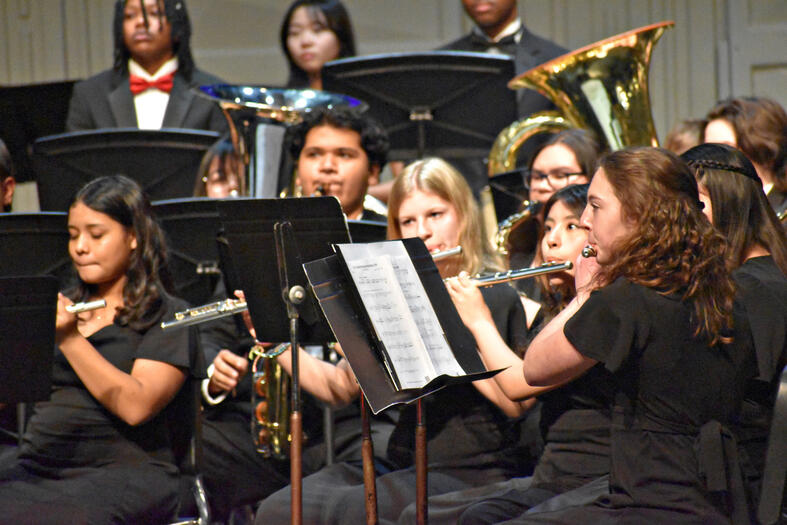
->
xmin=0 ymin=212 xmax=70 ymax=281
xmin=304 ymin=238 xmax=498 ymax=524
xmin=216 ymin=196 xmax=350 ymax=524
xmin=152 ymin=197 xmax=223 ymax=307
xmin=32 ymin=128 xmax=220 ymax=211
xmin=0 ymin=276 xmax=58 ymax=403
xmin=347 ymin=219 xmax=387 ymax=244
xmin=322 ymin=52 xmax=517 ymax=161
xmin=489 ymin=168 xmax=529 ymax=222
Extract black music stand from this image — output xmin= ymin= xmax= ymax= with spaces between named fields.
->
xmin=152 ymin=197 xmax=223 ymax=307
xmin=216 ymin=196 xmax=350 ymax=524
xmin=32 ymin=128 xmax=220 ymax=211
xmin=0 ymin=276 xmax=58 ymax=404
xmin=489 ymin=168 xmax=529 ymax=223
xmin=347 ymin=219 xmax=387 ymax=244
xmin=304 ymin=238 xmax=498 ymax=524
xmin=0 ymin=212 xmax=70 ymax=281
xmin=322 ymin=52 xmax=516 ymax=161
xmin=0 ymin=80 xmax=75 ymax=183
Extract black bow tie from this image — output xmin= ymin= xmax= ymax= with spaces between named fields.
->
xmin=468 ymin=31 xmax=518 ymax=56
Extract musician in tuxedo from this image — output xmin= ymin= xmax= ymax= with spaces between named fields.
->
xmin=65 ymin=0 xmax=227 ymax=134
xmin=441 ymin=0 xmax=567 ymax=119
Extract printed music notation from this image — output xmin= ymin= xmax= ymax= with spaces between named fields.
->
xmin=338 ymin=242 xmax=464 ymax=390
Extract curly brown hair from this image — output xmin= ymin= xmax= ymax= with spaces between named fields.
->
xmin=596 ymin=147 xmax=735 ymax=345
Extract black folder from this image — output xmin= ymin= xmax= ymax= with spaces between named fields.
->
xmin=0 ymin=276 xmax=57 ymax=403
xmin=303 ymin=238 xmax=496 ymax=414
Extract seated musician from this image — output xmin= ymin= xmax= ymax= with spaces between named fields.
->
xmin=0 ymin=175 xmax=204 ymax=523
xmin=254 ymin=157 xmax=535 ymax=524
xmin=65 ymin=0 xmax=226 ymax=134
xmin=682 ymin=142 xmax=787 ymax=511
xmin=402 ymin=183 xmax=613 ymax=524
xmin=447 ymin=147 xmax=757 ymax=524
xmin=287 ymin=105 xmax=389 ymax=222
xmin=196 ymin=106 xmax=392 ymax=520
xmin=703 ymin=97 xmax=787 ymax=218
xmin=0 ymin=138 xmax=15 ymax=212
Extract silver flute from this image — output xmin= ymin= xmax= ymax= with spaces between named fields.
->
xmin=65 ymin=299 xmax=107 ymax=314
xmin=581 ymin=245 xmax=597 ymax=258
xmin=160 ymin=246 xmax=467 ymax=330
xmin=453 ymin=260 xmax=574 ymax=286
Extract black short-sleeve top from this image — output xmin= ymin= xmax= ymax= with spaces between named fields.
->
xmin=563 ymin=277 xmax=756 ymax=515
xmin=22 ymin=292 xmax=206 ymax=470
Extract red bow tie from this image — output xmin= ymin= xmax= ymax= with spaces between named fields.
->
xmin=129 ymin=72 xmax=175 ymax=95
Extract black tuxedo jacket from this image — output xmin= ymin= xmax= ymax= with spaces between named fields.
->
xmin=65 ymin=68 xmax=228 ymax=134
xmin=441 ymin=26 xmax=567 ymax=119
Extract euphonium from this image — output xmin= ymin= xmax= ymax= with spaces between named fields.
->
xmin=488 ymin=21 xmax=674 ymax=175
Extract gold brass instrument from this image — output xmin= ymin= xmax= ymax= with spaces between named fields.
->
xmin=65 ymin=299 xmax=107 ymax=314
xmin=488 ymin=21 xmax=674 ymax=176
xmin=251 ymin=343 xmax=292 ymax=459
xmin=494 ymin=201 xmax=541 ymax=263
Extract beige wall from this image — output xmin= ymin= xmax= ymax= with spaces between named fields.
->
xmin=1 ymin=0 xmax=785 ymax=142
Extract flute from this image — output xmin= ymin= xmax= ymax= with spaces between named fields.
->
xmin=452 ymin=261 xmax=574 ymax=286
xmin=161 ymin=246 xmax=467 ymax=330
xmin=65 ymin=299 xmax=107 ymax=314
xmin=581 ymin=245 xmax=597 ymax=258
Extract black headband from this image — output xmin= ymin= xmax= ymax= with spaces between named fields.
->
xmin=687 ymin=158 xmax=762 ymax=185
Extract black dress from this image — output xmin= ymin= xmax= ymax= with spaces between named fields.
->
xmin=731 ymin=255 xmax=787 ymax=510
xmin=254 ymin=282 xmax=533 ymax=525
xmin=504 ymin=277 xmax=757 ymax=525
xmin=0 ymin=293 xmax=204 ymax=525
xmin=399 ymin=329 xmax=614 ymax=525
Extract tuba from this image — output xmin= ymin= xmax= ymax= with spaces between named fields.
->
xmin=490 ymin=21 xmax=674 ymax=258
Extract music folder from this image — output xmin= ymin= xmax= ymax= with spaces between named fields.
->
xmin=303 ymin=238 xmax=497 ymax=414
xmin=0 ymin=276 xmax=57 ymax=403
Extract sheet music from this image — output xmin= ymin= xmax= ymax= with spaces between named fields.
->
xmin=338 ymin=241 xmax=464 ymax=388
xmin=388 ymin=254 xmax=464 ymax=376
xmin=344 ymin=255 xmax=435 ymax=388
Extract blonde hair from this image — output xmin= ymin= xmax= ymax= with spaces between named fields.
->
xmin=387 ymin=157 xmax=502 ymax=275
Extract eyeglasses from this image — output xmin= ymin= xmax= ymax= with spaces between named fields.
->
xmin=527 ymin=169 xmax=585 ymax=187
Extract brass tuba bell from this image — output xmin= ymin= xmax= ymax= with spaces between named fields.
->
xmin=488 ymin=21 xmax=674 ymax=176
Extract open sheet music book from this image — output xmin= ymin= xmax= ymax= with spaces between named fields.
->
xmin=303 ymin=238 xmax=496 ymax=413
xmin=336 ymin=241 xmax=465 ymax=390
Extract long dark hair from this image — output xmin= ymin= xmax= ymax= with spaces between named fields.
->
xmin=280 ymin=0 xmax=356 ymax=88
xmin=682 ymin=143 xmax=787 ymax=276
xmin=113 ymin=0 xmax=195 ymax=80
xmin=597 ymin=147 xmax=735 ymax=346
xmin=68 ymin=175 xmax=171 ymax=330
xmin=536 ymin=183 xmax=588 ymax=318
